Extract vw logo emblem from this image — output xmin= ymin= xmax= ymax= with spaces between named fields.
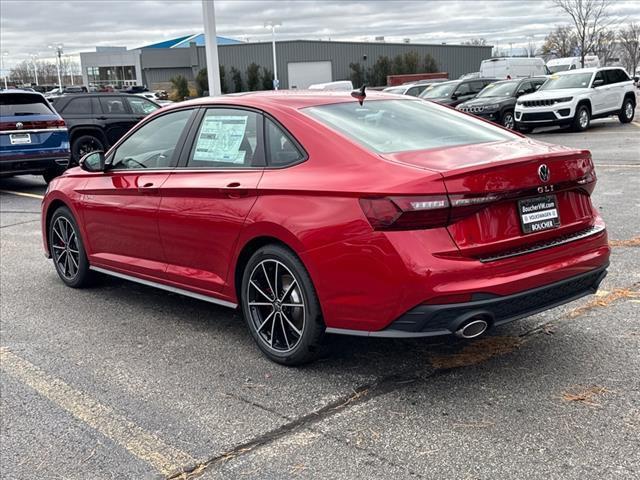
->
xmin=15 ymin=122 xmax=24 ymax=130
xmin=538 ymin=164 xmax=550 ymax=183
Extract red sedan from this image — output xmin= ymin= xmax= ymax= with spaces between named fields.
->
xmin=42 ymin=91 xmax=610 ymax=365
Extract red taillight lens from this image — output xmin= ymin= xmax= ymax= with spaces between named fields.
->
xmin=359 ymin=195 xmax=451 ymax=230
xmin=360 ymin=193 xmax=502 ymax=231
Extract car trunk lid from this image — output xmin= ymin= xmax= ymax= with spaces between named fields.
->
xmin=383 ymin=140 xmax=597 ymax=258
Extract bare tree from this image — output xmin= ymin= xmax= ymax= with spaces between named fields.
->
xmin=593 ymin=29 xmax=618 ymax=66
xmin=541 ymin=25 xmax=579 ymax=58
xmin=618 ymin=22 xmax=640 ymax=75
xmin=553 ymin=0 xmax=613 ymax=67
xmin=463 ymin=38 xmax=487 ymax=46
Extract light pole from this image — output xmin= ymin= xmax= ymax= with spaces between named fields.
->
xmin=202 ymin=0 xmax=222 ymax=96
xmin=29 ymin=54 xmax=39 ymax=85
xmin=265 ymin=20 xmax=281 ymax=90
xmin=1 ymin=51 xmax=8 ymax=89
xmin=48 ymin=43 xmax=64 ymax=90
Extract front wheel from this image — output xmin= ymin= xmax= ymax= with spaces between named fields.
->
xmin=49 ymin=206 xmax=93 ymax=288
xmin=501 ymin=110 xmax=515 ymax=130
xmin=572 ymin=105 xmax=590 ymax=132
xmin=72 ymin=135 xmax=104 ymax=162
xmin=619 ymin=97 xmax=635 ymax=123
xmin=241 ymin=245 xmax=325 ymax=365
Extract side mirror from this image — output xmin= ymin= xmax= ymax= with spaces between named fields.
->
xmin=634 ymin=76 xmax=639 ymax=82
xmin=516 ymin=89 xmax=526 ymax=97
xmin=593 ymin=79 xmax=605 ymax=88
xmin=79 ymin=150 xmax=106 ymax=172
xmin=451 ymin=93 xmax=458 ymax=100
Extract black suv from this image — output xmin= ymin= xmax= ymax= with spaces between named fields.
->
xmin=50 ymin=93 xmax=160 ymax=161
xmin=419 ymin=78 xmax=498 ymax=106
xmin=456 ymin=77 xmax=547 ymax=130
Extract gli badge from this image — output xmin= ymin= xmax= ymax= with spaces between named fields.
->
xmin=15 ymin=122 xmax=24 ymax=130
xmin=538 ymin=164 xmax=550 ymax=183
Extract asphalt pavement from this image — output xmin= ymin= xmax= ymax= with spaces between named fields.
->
xmin=1 ymin=114 xmax=639 ymax=480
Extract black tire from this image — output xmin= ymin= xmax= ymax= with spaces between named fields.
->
xmin=618 ymin=97 xmax=635 ymax=123
xmin=241 ymin=244 xmax=325 ymax=365
xmin=72 ymin=134 xmax=104 ymax=162
xmin=572 ymin=104 xmax=590 ymax=132
xmin=49 ymin=206 xmax=93 ymax=288
xmin=501 ymin=110 xmax=515 ymax=130
xmin=42 ymin=165 xmax=64 ymax=184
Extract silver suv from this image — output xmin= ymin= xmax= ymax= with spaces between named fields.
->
xmin=514 ymin=67 xmax=637 ymax=132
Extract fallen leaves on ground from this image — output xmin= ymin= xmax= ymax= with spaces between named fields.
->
xmin=561 ymin=385 xmax=612 ymax=407
xmin=429 ymin=336 xmax=523 ymax=369
xmin=569 ymin=287 xmax=640 ymax=318
xmin=609 ymin=237 xmax=640 ymax=247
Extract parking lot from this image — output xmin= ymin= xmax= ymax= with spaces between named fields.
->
xmin=1 ymin=114 xmax=639 ymax=480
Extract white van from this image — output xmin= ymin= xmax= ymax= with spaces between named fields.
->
xmin=546 ymin=56 xmax=600 ymax=73
xmin=307 ymin=81 xmax=353 ymax=91
xmin=479 ymin=57 xmax=548 ymax=79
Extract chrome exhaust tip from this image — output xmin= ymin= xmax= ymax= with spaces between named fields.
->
xmin=455 ymin=318 xmax=489 ymax=339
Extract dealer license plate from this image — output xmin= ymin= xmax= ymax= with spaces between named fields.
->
xmin=518 ymin=195 xmax=560 ymax=234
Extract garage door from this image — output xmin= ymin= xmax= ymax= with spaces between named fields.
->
xmin=287 ymin=61 xmax=332 ymax=89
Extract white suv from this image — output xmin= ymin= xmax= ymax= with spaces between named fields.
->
xmin=514 ymin=67 xmax=637 ymax=132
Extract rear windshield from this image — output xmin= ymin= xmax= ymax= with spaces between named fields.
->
xmin=304 ymin=99 xmax=514 ymax=154
xmin=0 ymin=93 xmax=53 ymax=116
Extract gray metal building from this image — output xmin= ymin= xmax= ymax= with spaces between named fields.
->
xmin=139 ymin=40 xmax=492 ymax=91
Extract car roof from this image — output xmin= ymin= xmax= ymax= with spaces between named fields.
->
xmin=552 ymin=67 xmax=621 ymax=75
xmin=172 ymin=90 xmax=411 ymax=110
xmin=0 ymin=88 xmax=46 ymax=97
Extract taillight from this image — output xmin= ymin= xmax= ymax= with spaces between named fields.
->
xmin=360 ymin=193 xmax=502 ymax=231
xmin=359 ymin=195 xmax=451 ymax=230
xmin=46 ymin=119 xmax=67 ymax=129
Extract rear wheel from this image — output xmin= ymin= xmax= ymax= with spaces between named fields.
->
xmin=72 ymin=135 xmax=104 ymax=162
xmin=572 ymin=105 xmax=590 ymax=131
xmin=49 ymin=207 xmax=93 ymax=288
xmin=241 ymin=245 xmax=325 ymax=365
xmin=42 ymin=166 xmax=64 ymax=184
xmin=501 ymin=110 xmax=515 ymax=130
xmin=619 ymin=97 xmax=635 ymax=123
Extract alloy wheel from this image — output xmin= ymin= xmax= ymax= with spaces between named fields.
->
xmin=625 ymin=101 xmax=634 ymax=119
xmin=247 ymin=259 xmax=305 ymax=353
xmin=78 ymin=139 xmax=100 ymax=157
xmin=51 ymin=217 xmax=80 ymax=281
xmin=579 ymin=109 xmax=589 ymax=128
xmin=502 ymin=113 xmax=515 ymax=130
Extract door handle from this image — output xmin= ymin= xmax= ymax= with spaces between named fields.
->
xmin=96 ymin=116 xmax=107 ymax=120
xmin=225 ymin=183 xmax=249 ymax=198
xmin=138 ymin=182 xmax=159 ymax=194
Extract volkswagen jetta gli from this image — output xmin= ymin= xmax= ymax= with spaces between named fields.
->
xmin=42 ymin=91 xmax=610 ymax=365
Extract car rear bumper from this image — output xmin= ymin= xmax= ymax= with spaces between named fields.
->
xmin=0 ymin=155 xmax=69 ymax=176
xmin=329 ymin=264 xmax=606 ymax=338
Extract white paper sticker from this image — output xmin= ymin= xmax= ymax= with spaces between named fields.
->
xmin=193 ymin=115 xmax=248 ymax=164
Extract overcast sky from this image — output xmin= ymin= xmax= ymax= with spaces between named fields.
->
xmin=2 ymin=0 xmax=640 ymax=67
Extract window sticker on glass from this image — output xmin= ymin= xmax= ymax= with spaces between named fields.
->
xmin=193 ymin=115 xmax=248 ymax=164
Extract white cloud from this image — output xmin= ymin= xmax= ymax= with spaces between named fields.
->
xmin=1 ymin=0 xmax=639 ymax=67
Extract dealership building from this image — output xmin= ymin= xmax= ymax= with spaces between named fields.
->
xmin=80 ymin=35 xmax=492 ymax=91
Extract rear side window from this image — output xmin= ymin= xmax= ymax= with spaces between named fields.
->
xmin=305 ymin=99 xmax=514 ymax=154
xmin=0 ymin=93 xmax=52 ymax=116
xmin=62 ymin=97 xmax=93 ymax=114
xmin=187 ymin=108 xmax=262 ymax=169
xmin=605 ymin=69 xmax=629 ymax=84
xmin=265 ymin=118 xmax=304 ymax=167
xmin=99 ymin=97 xmax=127 ymax=114
xmin=126 ymin=96 xmax=160 ymax=115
